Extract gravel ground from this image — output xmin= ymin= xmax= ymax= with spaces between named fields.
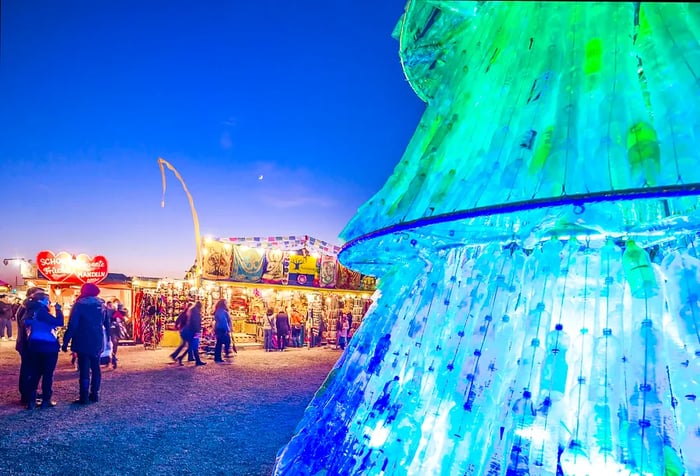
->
xmin=0 ymin=339 xmax=339 ymax=476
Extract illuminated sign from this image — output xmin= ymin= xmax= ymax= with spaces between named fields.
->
xmin=36 ymin=250 xmax=108 ymax=284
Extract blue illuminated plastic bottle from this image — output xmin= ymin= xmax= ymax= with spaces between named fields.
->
xmin=538 ymin=324 xmax=570 ymax=402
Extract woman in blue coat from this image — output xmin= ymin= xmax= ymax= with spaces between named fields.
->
xmin=24 ymin=291 xmax=64 ymax=409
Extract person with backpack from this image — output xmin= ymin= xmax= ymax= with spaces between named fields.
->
xmin=24 ymin=291 xmax=64 ymax=409
xmin=14 ymin=287 xmax=46 ymax=405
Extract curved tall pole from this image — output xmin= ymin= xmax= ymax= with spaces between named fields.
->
xmin=157 ymin=158 xmax=202 ymax=288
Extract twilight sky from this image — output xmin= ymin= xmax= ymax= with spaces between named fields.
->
xmin=0 ymin=0 xmax=425 ymax=283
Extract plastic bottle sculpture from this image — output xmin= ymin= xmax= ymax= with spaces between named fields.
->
xmin=274 ymin=2 xmax=700 ymax=475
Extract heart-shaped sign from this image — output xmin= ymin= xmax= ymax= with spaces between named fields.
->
xmin=36 ymin=251 xmax=74 ymax=282
xmin=72 ymin=253 xmax=109 ymax=284
xmin=36 ymin=251 xmax=109 ymax=284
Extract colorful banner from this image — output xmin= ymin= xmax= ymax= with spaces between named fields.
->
xmin=261 ymin=248 xmax=288 ymax=284
xmin=287 ymin=250 xmax=318 ymax=287
xmin=336 ymin=263 xmax=362 ymax=290
xmin=230 ymin=245 xmax=264 ymax=282
xmin=319 ymin=255 xmax=338 ymax=288
xmin=202 ymin=241 xmax=233 ymax=280
xmin=36 ymin=250 xmax=108 ymax=285
xmin=360 ymin=275 xmax=378 ymax=291
xmin=201 ymin=235 xmax=374 ymax=290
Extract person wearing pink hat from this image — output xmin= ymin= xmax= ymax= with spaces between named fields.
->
xmin=62 ymin=283 xmax=109 ymax=404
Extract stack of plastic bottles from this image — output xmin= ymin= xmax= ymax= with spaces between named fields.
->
xmin=274 ymin=2 xmax=700 ymax=475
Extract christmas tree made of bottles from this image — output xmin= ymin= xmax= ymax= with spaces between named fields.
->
xmin=274 ymin=2 xmax=700 ymax=475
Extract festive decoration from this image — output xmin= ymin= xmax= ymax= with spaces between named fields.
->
xmin=36 ymin=250 xmax=108 ymax=284
xmin=158 ymin=158 xmax=203 ymax=287
xmin=202 ymin=236 xmax=375 ymax=291
xmin=224 ymin=235 xmax=341 ymax=256
xmin=275 ymin=2 xmax=700 ymax=475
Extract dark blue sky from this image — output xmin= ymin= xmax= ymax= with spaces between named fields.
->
xmin=0 ymin=0 xmax=425 ymax=281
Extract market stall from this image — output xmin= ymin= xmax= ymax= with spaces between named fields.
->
xmin=25 ymin=250 xmax=135 ymax=340
xmin=135 ymin=235 xmax=377 ymax=348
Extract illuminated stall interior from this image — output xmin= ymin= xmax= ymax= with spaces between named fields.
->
xmin=131 ymin=235 xmax=376 ymax=348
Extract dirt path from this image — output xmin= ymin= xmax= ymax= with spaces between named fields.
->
xmin=0 ymin=341 xmax=339 ymax=475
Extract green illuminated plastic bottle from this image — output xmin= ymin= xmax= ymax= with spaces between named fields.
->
xmin=622 ymin=240 xmax=658 ymax=298
xmin=626 ymin=122 xmax=660 ymax=187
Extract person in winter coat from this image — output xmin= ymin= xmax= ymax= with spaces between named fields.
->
xmin=0 ymin=294 xmax=13 ymax=340
xmin=14 ymin=286 xmax=46 ymax=405
xmin=275 ymin=308 xmax=291 ymax=351
xmin=24 ymin=291 xmax=64 ymax=409
xmin=62 ymin=283 xmax=109 ymax=404
xmin=213 ymin=299 xmax=233 ymax=362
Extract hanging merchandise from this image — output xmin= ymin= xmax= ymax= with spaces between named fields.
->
xmin=261 ymin=249 xmax=288 ymax=284
xmin=230 ymin=246 xmax=265 ymax=282
xmin=201 ymin=240 xmax=233 ymax=280
xmin=319 ymin=255 xmax=338 ymax=288
xmin=202 ymin=235 xmax=376 ymax=291
xmin=287 ymin=250 xmax=319 ymax=287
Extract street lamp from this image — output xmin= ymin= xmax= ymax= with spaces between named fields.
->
xmin=3 ymin=257 xmax=31 ymax=287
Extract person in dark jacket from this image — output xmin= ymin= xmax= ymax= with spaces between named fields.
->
xmin=0 ymin=294 xmax=13 ymax=340
xmin=62 ymin=283 xmax=109 ymax=404
xmin=275 ymin=308 xmax=291 ymax=351
xmin=108 ymin=303 xmax=127 ymax=369
xmin=175 ymin=301 xmax=206 ymax=366
xmin=14 ymin=287 xmax=46 ymax=405
xmin=24 ymin=291 xmax=64 ymax=409
xmin=170 ymin=302 xmax=191 ymax=363
xmin=213 ymin=299 xmax=233 ymax=362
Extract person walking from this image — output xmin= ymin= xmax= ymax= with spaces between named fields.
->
xmin=0 ymin=294 xmax=13 ymax=341
xmin=24 ymin=291 xmax=63 ymax=409
xmin=176 ymin=301 xmax=206 ymax=366
xmin=14 ymin=287 xmax=46 ymax=405
xmin=275 ymin=308 xmax=291 ymax=352
xmin=169 ymin=303 xmax=191 ymax=363
xmin=213 ymin=299 xmax=233 ymax=362
xmin=262 ymin=309 xmax=275 ymax=352
xmin=61 ymin=283 xmax=109 ymax=404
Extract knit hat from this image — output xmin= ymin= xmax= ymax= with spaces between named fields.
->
xmin=26 ymin=287 xmax=45 ymax=298
xmin=79 ymin=283 xmax=100 ymax=299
